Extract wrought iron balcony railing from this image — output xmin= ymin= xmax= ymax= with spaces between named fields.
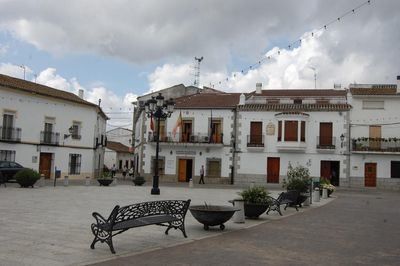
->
xmin=316 ymin=136 xmax=336 ymax=149
xmin=40 ymin=131 xmax=60 ymax=145
xmin=148 ymin=132 xmax=223 ymax=144
xmin=247 ymin=134 xmax=265 ymax=147
xmin=352 ymin=137 xmax=400 ymax=152
xmin=0 ymin=126 xmax=21 ymax=142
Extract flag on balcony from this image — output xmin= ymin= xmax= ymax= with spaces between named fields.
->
xmin=150 ymin=113 xmax=155 ymax=131
xmin=172 ymin=111 xmax=182 ymax=138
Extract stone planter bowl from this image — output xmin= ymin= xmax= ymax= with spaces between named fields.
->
xmin=189 ymin=205 xmax=239 ymax=230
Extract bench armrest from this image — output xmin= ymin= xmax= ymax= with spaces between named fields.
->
xmin=92 ymin=212 xmax=108 ymax=225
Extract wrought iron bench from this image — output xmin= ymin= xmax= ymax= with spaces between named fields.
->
xmin=90 ymin=199 xmax=191 ymax=254
xmin=266 ymin=190 xmax=300 ymax=216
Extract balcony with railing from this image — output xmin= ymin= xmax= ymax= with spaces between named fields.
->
xmin=40 ymin=131 xmax=60 ymax=145
xmin=148 ymin=132 xmax=224 ymax=146
xmin=352 ymin=137 xmax=400 ymax=153
xmin=316 ymin=136 xmax=336 ymax=151
xmin=247 ymin=134 xmax=265 ymax=148
xmin=0 ymin=127 xmax=21 ymax=142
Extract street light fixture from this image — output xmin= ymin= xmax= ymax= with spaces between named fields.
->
xmin=144 ymin=93 xmax=175 ymax=195
xmin=340 ymin=134 xmax=345 ymax=148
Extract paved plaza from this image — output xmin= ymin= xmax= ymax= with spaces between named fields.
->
xmin=93 ymin=189 xmax=400 ymax=266
xmin=0 ymin=180 xmax=331 ymax=266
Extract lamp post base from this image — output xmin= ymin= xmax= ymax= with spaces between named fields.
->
xmin=151 ymin=175 xmax=160 ymax=195
xmin=151 ymin=187 xmax=160 ymax=195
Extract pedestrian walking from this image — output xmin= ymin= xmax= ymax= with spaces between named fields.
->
xmin=111 ymin=164 xmax=116 ymax=178
xmin=129 ymin=166 xmax=134 ymax=177
xmin=199 ymin=165 xmax=205 ymax=184
xmin=122 ymin=165 xmax=127 ymax=179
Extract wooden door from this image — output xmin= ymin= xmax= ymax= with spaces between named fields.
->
xmin=39 ymin=153 xmax=52 ymax=178
xmin=319 ymin=123 xmax=333 ymax=146
xmin=182 ymin=121 xmax=192 ymax=142
xmin=267 ymin=157 xmax=280 ymax=183
xmin=369 ymin=126 xmax=381 ymax=150
xmin=211 ymin=121 xmax=222 ymax=143
xmin=208 ymin=161 xmax=221 ymax=177
xmin=364 ymin=163 xmax=377 ymax=187
xmin=250 ymin=122 xmax=262 ymax=144
xmin=320 ymin=161 xmax=331 ymax=180
xmin=178 ymin=159 xmax=187 ymax=182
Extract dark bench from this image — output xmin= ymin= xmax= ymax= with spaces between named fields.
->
xmin=90 ymin=199 xmax=191 ymax=254
xmin=266 ymin=190 xmax=300 ymax=216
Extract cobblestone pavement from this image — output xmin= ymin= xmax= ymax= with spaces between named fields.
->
xmin=91 ymin=190 xmax=400 ymax=266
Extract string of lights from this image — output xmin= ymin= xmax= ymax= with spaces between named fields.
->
xmin=210 ymin=0 xmax=372 ymax=88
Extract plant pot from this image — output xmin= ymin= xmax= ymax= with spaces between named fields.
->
xmin=319 ymin=189 xmax=334 ymax=197
xmin=189 ymin=205 xmax=239 ymax=230
xmin=243 ymin=203 xmax=269 ymax=219
xmin=132 ymin=176 xmax=145 ymax=186
xmin=17 ymin=179 xmax=38 ymax=188
xmin=296 ymin=194 xmax=309 ymax=207
xmin=97 ymin=179 xmax=113 ymax=186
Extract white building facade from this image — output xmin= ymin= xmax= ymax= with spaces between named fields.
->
xmin=134 ymin=81 xmax=400 ymax=190
xmin=135 ymin=91 xmax=239 ymax=184
xmin=235 ymin=86 xmax=350 ymax=187
xmin=0 ymin=74 xmax=107 ymax=179
xmin=104 ymin=141 xmax=134 ymax=170
xmin=348 ymin=78 xmax=400 ymax=189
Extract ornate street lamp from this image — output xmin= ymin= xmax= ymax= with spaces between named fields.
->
xmin=340 ymin=134 xmax=345 ymax=148
xmin=144 ymin=93 xmax=175 ymax=195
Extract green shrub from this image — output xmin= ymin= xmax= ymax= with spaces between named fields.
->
xmin=238 ymin=186 xmax=271 ymax=204
xmin=283 ymin=164 xmax=311 ymax=193
xmin=15 ymin=169 xmax=40 ymax=188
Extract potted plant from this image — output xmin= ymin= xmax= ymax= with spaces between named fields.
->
xmin=283 ymin=164 xmax=311 ymax=207
xmin=320 ymin=177 xmax=335 ymax=197
xmin=97 ymin=171 xmax=113 ymax=186
xmin=132 ymin=175 xmax=146 ymax=186
xmin=238 ymin=186 xmax=271 ymax=219
xmin=15 ymin=169 xmax=40 ymax=188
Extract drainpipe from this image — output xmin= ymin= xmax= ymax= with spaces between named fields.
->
xmin=231 ymin=106 xmax=238 ymax=185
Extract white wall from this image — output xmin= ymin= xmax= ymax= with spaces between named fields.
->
xmin=349 ymin=94 xmax=400 ymax=181
xmin=237 ymin=110 xmax=347 ymax=179
xmin=0 ymin=87 xmax=106 ymax=178
xmin=141 ymin=108 xmax=234 ymax=178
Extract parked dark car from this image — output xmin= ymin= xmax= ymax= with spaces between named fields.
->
xmin=0 ymin=161 xmax=25 ymax=182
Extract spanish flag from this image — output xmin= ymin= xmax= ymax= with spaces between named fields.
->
xmin=150 ymin=113 xmax=155 ymax=131
xmin=172 ymin=111 xmax=182 ymax=138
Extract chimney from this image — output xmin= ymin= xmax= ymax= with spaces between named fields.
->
xmin=239 ymin=93 xmax=246 ymax=105
xmin=256 ymin=83 xmax=262 ymax=94
xmin=397 ymin=76 xmax=400 ymax=94
xmin=78 ymin=89 xmax=84 ymax=99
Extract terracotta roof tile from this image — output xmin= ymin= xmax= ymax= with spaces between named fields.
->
xmin=106 ymin=141 xmax=131 ymax=153
xmin=175 ymin=92 xmax=241 ymax=109
xmin=256 ymin=89 xmax=347 ymax=97
xmin=238 ymin=103 xmax=351 ymax=112
xmin=0 ymin=73 xmax=108 ymax=118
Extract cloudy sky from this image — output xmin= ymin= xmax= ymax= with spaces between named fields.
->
xmin=0 ymin=0 xmax=399 ymax=127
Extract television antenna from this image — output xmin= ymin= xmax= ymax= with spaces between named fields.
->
xmin=193 ymin=56 xmax=203 ymax=87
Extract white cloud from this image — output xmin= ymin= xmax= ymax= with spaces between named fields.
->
xmin=146 ymin=24 xmax=398 ymax=92
xmin=0 ymin=63 xmax=32 ymax=79
xmin=0 ymin=64 xmax=134 ymax=129
xmin=147 ymin=63 xmax=193 ymax=92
